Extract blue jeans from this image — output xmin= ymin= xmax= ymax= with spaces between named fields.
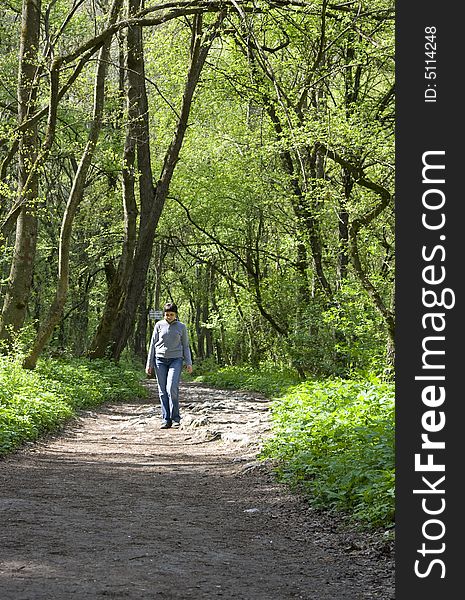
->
xmin=154 ymin=357 xmax=183 ymax=423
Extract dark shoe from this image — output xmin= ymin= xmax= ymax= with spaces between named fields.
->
xmin=172 ymin=421 xmax=181 ymax=428
xmin=160 ymin=421 xmax=172 ymax=429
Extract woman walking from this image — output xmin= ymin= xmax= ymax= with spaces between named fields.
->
xmin=145 ymin=302 xmax=193 ymax=429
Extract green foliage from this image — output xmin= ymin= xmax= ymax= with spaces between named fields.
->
xmin=260 ymin=378 xmax=395 ymax=529
xmin=1 ymin=2 xmax=394 ymax=384
xmin=0 ymin=356 xmax=147 ymax=456
xmin=288 ymin=281 xmax=386 ymax=377
xmin=191 ymin=364 xmax=301 ymax=397
xmin=151 ymin=3 xmax=394 ymax=376
xmin=320 ymin=284 xmax=389 ymax=374
xmin=192 ymin=363 xmax=394 ymax=529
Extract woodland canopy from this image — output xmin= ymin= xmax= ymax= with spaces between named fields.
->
xmin=0 ymin=0 xmax=395 ymax=377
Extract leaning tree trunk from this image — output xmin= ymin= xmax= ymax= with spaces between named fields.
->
xmin=0 ymin=0 xmax=41 ymax=348
xmin=107 ymin=12 xmax=225 ymax=361
xmin=86 ymin=10 xmax=140 ymax=359
xmin=265 ymin=103 xmax=333 ymax=299
xmin=22 ymin=0 xmax=123 ymax=369
xmin=316 ymin=140 xmax=395 ymax=368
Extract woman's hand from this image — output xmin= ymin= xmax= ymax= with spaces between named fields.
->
xmin=185 ymin=365 xmax=193 ymax=374
xmin=146 ymin=366 xmax=153 ymax=377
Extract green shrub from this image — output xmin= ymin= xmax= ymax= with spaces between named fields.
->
xmin=191 ymin=364 xmax=300 ymax=396
xmin=0 ymin=356 xmax=147 ymax=456
xmin=260 ymin=377 xmax=395 ymax=528
xmin=193 ymin=364 xmax=394 ymax=529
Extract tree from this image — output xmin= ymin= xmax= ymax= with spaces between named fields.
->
xmin=23 ymin=0 xmax=124 ymax=369
xmin=89 ymin=10 xmax=226 ymax=361
xmin=0 ymin=1 xmax=395 ymax=377
xmin=0 ymin=0 xmax=41 ymax=347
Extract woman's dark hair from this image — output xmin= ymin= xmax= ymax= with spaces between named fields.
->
xmin=163 ymin=302 xmax=178 ymax=314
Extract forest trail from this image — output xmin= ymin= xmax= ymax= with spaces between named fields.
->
xmin=0 ymin=381 xmax=394 ymax=600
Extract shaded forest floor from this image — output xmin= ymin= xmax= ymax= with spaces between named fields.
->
xmin=0 ymin=380 xmax=394 ymax=599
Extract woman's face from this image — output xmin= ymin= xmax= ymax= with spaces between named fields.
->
xmin=164 ymin=311 xmax=176 ymax=323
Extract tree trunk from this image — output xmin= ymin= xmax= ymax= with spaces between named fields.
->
xmin=316 ymin=140 xmax=395 ymax=364
xmin=0 ymin=0 xmax=41 ymax=348
xmin=265 ymin=103 xmax=332 ymax=299
xmin=108 ymin=13 xmax=225 ymax=361
xmin=131 ymin=289 xmax=148 ymax=363
xmin=22 ymin=0 xmax=123 ymax=369
xmin=337 ymin=169 xmax=351 ymax=287
xmin=87 ymin=11 xmax=140 ymax=358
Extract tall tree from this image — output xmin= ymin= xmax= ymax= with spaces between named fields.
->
xmin=87 ymin=0 xmax=146 ymax=358
xmin=0 ymin=0 xmax=41 ymax=347
xmin=23 ymin=0 xmax=124 ymax=369
xmin=91 ymin=11 xmax=226 ymax=361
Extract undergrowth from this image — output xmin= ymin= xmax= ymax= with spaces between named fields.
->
xmin=0 ymin=355 xmax=147 ymax=456
xmin=1 ymin=356 xmax=395 ymax=531
xmin=192 ymin=365 xmax=395 ymax=530
xmin=189 ymin=364 xmax=301 ymax=396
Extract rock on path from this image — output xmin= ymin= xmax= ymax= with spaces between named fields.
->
xmin=0 ymin=380 xmax=394 ymax=599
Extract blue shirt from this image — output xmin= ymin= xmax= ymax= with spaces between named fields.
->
xmin=146 ymin=319 xmax=192 ymax=368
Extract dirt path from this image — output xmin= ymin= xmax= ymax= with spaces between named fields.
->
xmin=0 ymin=381 xmax=394 ymax=599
